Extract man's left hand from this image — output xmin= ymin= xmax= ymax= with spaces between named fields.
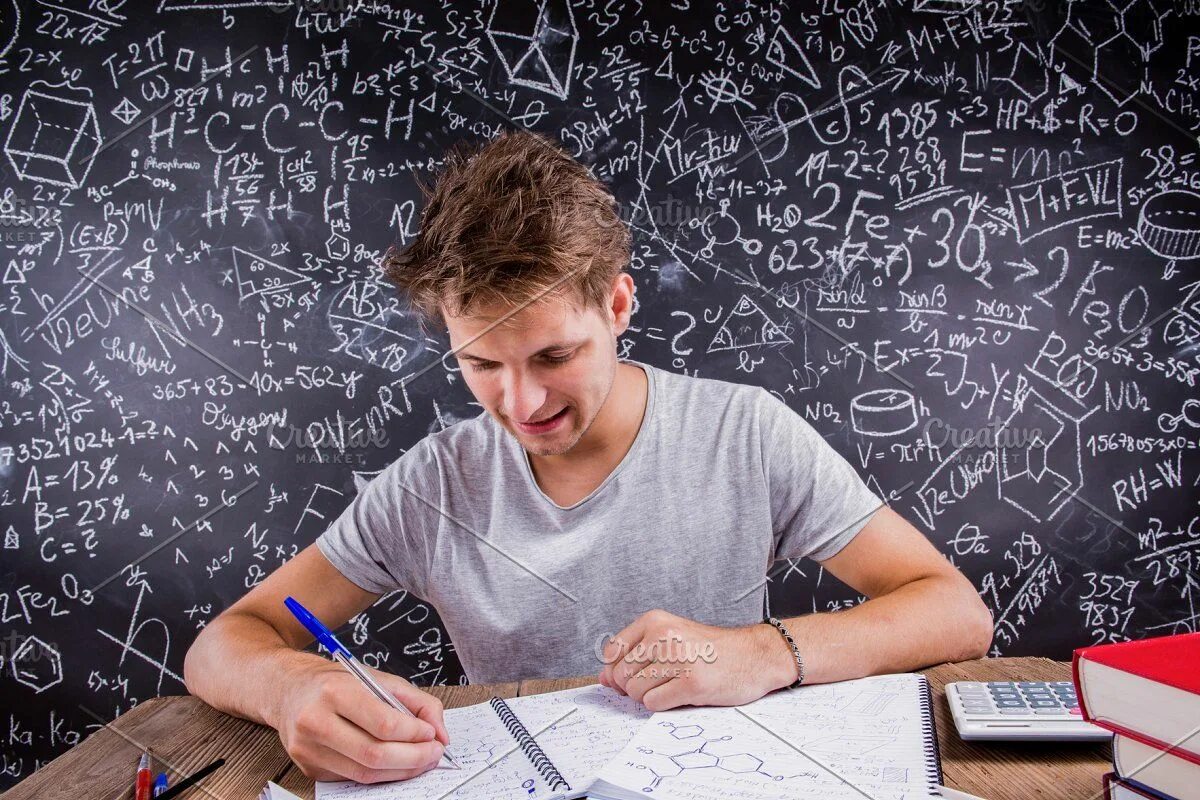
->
xmin=597 ymin=609 xmax=798 ymax=710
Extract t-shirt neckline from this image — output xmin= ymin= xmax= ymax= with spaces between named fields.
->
xmin=517 ymin=358 xmax=656 ymax=512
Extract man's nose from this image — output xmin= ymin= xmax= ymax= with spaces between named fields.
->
xmin=502 ymin=368 xmax=549 ymax=422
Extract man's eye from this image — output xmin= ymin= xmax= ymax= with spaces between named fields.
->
xmin=544 ymin=352 xmax=573 ymax=364
xmin=470 ymin=361 xmax=498 ymax=372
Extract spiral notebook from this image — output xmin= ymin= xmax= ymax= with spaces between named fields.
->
xmin=315 ymin=684 xmax=652 ymax=800
xmin=315 ymin=674 xmax=943 ymax=800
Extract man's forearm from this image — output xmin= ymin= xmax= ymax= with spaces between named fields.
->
xmin=183 ymin=611 xmax=325 ymax=728
xmin=762 ymin=575 xmax=993 ymax=688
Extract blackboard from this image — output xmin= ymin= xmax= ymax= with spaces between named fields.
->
xmin=2 ymin=0 xmax=1199 ymax=785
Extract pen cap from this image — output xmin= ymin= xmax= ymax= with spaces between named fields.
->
xmin=283 ymin=596 xmax=351 ymax=659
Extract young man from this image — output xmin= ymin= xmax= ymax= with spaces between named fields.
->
xmin=184 ymin=130 xmax=993 ymax=784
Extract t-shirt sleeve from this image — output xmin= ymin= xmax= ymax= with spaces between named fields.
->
xmin=757 ymin=388 xmax=882 ymax=563
xmin=315 ymin=442 xmax=439 ymax=597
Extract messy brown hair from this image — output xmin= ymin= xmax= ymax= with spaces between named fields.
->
xmin=381 ymin=129 xmax=631 ymax=333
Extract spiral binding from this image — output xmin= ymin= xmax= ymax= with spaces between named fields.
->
xmin=489 ymin=696 xmax=572 ymax=794
xmin=917 ymin=675 xmax=945 ymax=788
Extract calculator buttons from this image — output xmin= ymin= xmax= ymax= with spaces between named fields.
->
xmin=949 ymin=681 xmax=1110 ymax=741
xmin=953 ymin=680 xmax=1089 ymax=720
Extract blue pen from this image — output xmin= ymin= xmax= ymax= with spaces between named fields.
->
xmin=152 ymin=772 xmax=168 ymax=797
xmin=283 ymin=596 xmax=462 ymax=770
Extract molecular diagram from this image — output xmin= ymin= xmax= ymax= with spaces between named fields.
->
xmin=628 ymin=721 xmax=801 ymax=791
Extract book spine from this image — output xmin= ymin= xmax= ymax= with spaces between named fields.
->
xmin=1072 ymin=651 xmax=1093 ymax=721
xmin=1099 ymin=723 xmax=1200 ymax=767
xmin=918 ymin=675 xmax=944 ymax=788
xmin=489 ymin=697 xmax=571 ymax=794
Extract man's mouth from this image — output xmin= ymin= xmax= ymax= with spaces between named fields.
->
xmin=516 ymin=407 xmax=569 ymax=434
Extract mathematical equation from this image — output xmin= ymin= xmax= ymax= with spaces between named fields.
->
xmin=1 ymin=0 xmax=1198 ymax=787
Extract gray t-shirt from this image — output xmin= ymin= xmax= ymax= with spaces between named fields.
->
xmin=317 ymin=359 xmax=881 ymax=683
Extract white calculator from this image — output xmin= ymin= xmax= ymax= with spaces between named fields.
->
xmin=946 ymin=681 xmax=1113 ymax=741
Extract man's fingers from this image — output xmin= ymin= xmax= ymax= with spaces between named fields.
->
xmin=613 ymin=639 xmax=659 ymax=690
xmin=602 ymin=615 xmax=650 ymax=668
xmin=338 ymin=691 xmax=437 ymax=744
xmin=599 ymin=664 xmax=626 ymax=694
xmin=304 ymin=739 xmax=440 ymax=784
xmin=621 ymin=668 xmax=673 ymax=706
xmin=325 ymin=713 xmax=445 ymax=773
xmin=611 ymin=649 xmax=644 ymax=693
xmin=374 ymin=671 xmax=450 ymax=745
xmin=415 ymin=704 xmax=450 ymax=747
xmin=640 ymin=678 xmax=693 ymax=712
xmin=607 ymin=627 xmax=657 ymax=693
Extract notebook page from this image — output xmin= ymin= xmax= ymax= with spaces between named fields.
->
xmin=261 ymin=783 xmax=304 ymax=800
xmin=315 ymin=699 xmax=545 ymax=800
xmin=592 ymin=673 xmax=939 ymax=800
xmin=500 ymin=684 xmax=653 ymax=793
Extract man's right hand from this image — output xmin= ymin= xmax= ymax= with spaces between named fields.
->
xmin=272 ymin=661 xmax=451 ymax=783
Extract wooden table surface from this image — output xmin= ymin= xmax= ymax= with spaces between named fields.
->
xmin=6 ymin=657 xmax=1111 ymax=800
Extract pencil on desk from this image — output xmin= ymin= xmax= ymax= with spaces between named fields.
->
xmin=154 ymin=758 xmax=224 ymax=800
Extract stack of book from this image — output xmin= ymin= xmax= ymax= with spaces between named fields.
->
xmin=1073 ymin=632 xmax=1200 ymax=800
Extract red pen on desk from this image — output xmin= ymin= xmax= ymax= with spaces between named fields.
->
xmin=135 ymin=752 xmax=152 ymax=800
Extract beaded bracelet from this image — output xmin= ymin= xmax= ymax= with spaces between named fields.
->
xmin=765 ymin=616 xmax=806 ymax=688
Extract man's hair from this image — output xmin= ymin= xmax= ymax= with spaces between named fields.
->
xmin=382 ymin=129 xmax=631 ymax=332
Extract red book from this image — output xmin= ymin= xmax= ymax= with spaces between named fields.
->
xmin=1073 ymin=632 xmax=1200 ymax=766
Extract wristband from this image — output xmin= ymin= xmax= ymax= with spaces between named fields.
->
xmin=765 ymin=616 xmax=805 ymax=688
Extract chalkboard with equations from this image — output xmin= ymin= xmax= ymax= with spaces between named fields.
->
xmin=1 ymin=0 xmax=1199 ymax=785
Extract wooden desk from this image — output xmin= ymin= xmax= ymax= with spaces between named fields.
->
xmin=7 ymin=657 xmax=1110 ymax=800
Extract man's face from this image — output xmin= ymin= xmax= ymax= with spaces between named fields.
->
xmin=445 ymin=292 xmax=619 ymax=457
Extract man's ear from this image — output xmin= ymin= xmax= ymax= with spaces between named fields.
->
xmin=609 ymin=273 xmax=635 ymax=335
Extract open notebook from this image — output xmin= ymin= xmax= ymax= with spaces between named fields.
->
xmin=316 ymin=684 xmax=652 ymax=800
xmin=307 ymin=673 xmax=943 ymax=800
xmin=589 ymin=672 xmax=943 ymax=800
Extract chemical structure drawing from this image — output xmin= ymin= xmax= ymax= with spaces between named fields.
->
xmin=627 ymin=721 xmax=806 ymax=791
